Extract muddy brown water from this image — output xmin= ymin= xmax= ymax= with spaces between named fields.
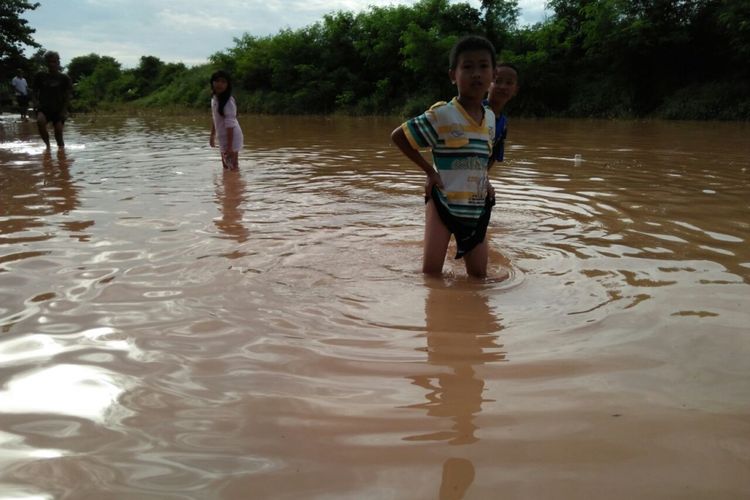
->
xmin=1 ymin=113 xmax=749 ymax=499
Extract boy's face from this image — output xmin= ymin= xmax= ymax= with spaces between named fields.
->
xmin=488 ymin=66 xmax=519 ymax=106
xmin=46 ymin=57 xmax=60 ymax=72
xmin=449 ymin=50 xmax=494 ymax=101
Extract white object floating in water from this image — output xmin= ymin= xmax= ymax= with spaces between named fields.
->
xmin=574 ymin=154 xmax=583 ymax=165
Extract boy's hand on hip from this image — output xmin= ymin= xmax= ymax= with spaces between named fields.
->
xmin=424 ymin=172 xmax=444 ymax=197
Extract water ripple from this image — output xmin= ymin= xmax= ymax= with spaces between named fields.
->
xmin=1 ymin=115 xmax=749 ymax=497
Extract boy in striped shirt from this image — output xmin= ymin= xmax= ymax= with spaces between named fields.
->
xmin=391 ymin=35 xmax=497 ymax=278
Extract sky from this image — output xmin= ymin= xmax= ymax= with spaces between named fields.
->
xmin=25 ymin=0 xmax=549 ymax=68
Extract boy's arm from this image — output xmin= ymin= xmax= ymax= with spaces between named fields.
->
xmin=391 ymin=126 xmax=443 ymax=194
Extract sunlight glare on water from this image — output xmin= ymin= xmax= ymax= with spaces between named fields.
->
xmin=1 ymin=113 xmax=749 ymax=499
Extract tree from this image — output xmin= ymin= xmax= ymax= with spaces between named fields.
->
xmin=68 ymin=53 xmax=106 ymax=83
xmin=131 ymin=55 xmax=165 ymax=97
xmin=481 ymin=0 xmax=520 ymax=50
xmin=0 ymin=0 xmax=40 ymax=77
xmin=715 ymin=0 xmax=750 ymax=72
xmin=73 ymin=56 xmax=122 ymax=110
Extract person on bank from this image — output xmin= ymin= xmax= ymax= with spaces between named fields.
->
xmin=10 ymin=69 xmax=30 ymax=120
xmin=33 ymin=51 xmax=73 ymax=148
xmin=209 ymin=70 xmax=243 ymax=170
xmin=391 ymin=35 xmax=498 ymax=278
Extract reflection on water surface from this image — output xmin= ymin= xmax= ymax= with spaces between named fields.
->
xmin=1 ymin=113 xmax=749 ymax=498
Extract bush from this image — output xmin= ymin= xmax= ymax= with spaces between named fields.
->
xmin=568 ymin=78 xmax=636 ymax=118
xmin=656 ymin=81 xmax=750 ymax=120
xmin=400 ymin=93 xmax=443 ymax=118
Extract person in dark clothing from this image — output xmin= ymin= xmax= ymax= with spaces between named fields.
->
xmin=33 ymin=51 xmax=73 ymax=148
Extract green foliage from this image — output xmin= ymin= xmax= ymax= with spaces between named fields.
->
xmin=401 ymin=23 xmax=457 ymax=94
xmin=568 ymin=77 xmax=635 ymax=118
xmin=73 ymin=57 xmax=122 ymax=110
xmin=137 ymin=65 xmax=213 ymax=109
xmin=0 ymin=0 xmax=39 ymax=82
xmin=68 ymin=53 xmax=107 ymax=83
xmin=481 ymin=0 xmax=520 ymax=49
xmin=12 ymin=0 xmax=748 ymax=120
xmin=712 ymin=0 xmax=750 ymax=76
xmin=514 ymin=0 xmax=748 ymax=118
xmin=656 ymin=81 xmax=750 ymax=120
xmin=68 ymin=53 xmax=190 ymax=111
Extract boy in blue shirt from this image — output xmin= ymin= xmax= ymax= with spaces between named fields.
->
xmin=487 ymin=63 xmax=519 ymax=165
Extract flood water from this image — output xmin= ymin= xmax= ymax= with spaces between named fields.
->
xmin=1 ymin=112 xmax=749 ymax=499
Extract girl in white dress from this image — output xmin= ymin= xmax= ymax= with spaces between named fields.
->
xmin=209 ymin=70 xmax=243 ymax=170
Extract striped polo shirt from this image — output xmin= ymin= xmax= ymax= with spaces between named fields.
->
xmin=402 ymin=98 xmax=495 ymax=221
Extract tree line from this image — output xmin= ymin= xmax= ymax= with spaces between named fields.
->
xmin=3 ymin=0 xmax=749 ymax=119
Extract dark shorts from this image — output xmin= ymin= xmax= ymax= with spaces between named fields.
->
xmin=37 ymin=108 xmax=66 ymax=125
xmin=426 ymin=186 xmax=495 ymax=259
xmin=16 ymin=94 xmax=30 ymax=108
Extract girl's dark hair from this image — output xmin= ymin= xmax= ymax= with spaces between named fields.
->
xmin=448 ymin=35 xmax=496 ymax=70
xmin=210 ymin=70 xmax=233 ymax=117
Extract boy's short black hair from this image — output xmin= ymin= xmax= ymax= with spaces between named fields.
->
xmin=449 ymin=35 xmax=496 ymax=70
xmin=497 ymin=62 xmax=519 ymax=75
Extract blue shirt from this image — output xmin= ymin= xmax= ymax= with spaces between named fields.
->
xmin=482 ymin=98 xmax=509 ymax=162
xmin=493 ymin=113 xmax=508 ymax=162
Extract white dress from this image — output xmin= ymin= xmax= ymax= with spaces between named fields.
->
xmin=211 ymin=96 xmax=243 ymax=152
